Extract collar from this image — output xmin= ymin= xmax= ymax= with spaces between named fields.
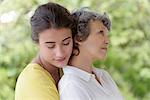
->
xmin=63 ymin=65 xmax=96 ymax=82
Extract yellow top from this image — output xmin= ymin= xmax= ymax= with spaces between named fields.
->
xmin=15 ymin=63 xmax=59 ymax=100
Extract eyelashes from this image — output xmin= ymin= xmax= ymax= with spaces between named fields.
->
xmin=47 ymin=41 xmax=71 ymax=49
xmin=100 ymin=30 xmax=104 ymax=33
xmin=63 ymin=39 xmax=71 ymax=45
xmin=63 ymin=42 xmax=70 ymax=45
xmin=47 ymin=44 xmax=55 ymax=48
xmin=98 ymin=30 xmax=105 ymax=36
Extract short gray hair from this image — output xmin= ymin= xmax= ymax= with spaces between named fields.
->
xmin=71 ymin=8 xmax=111 ymax=56
xmin=72 ymin=8 xmax=111 ymax=42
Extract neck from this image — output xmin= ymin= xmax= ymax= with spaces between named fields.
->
xmin=70 ymin=50 xmax=93 ymax=74
xmin=32 ymin=54 xmax=60 ymax=85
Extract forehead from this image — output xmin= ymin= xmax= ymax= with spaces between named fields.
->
xmin=39 ymin=28 xmax=72 ymax=41
xmin=89 ymin=20 xmax=108 ymax=31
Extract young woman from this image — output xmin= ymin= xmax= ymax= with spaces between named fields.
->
xmin=59 ymin=9 xmax=124 ymax=100
xmin=15 ymin=2 xmax=75 ymax=100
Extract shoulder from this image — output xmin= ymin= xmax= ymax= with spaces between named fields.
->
xmin=93 ymin=67 xmax=117 ymax=84
xmin=59 ymin=75 xmax=90 ymax=100
xmin=16 ymin=63 xmax=55 ymax=86
xmin=59 ymin=66 xmax=87 ymax=88
xmin=59 ymin=73 xmax=82 ymax=88
xmin=58 ymin=72 xmax=86 ymax=93
xmin=94 ymin=67 xmax=112 ymax=78
xmin=93 ymin=68 xmax=124 ymax=99
xmin=94 ymin=67 xmax=119 ymax=87
xmin=15 ymin=63 xmax=59 ymax=100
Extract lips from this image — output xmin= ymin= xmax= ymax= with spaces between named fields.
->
xmin=101 ymin=47 xmax=108 ymax=52
xmin=101 ymin=47 xmax=107 ymax=50
xmin=55 ymin=57 xmax=66 ymax=62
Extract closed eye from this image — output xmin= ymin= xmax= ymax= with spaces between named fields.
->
xmin=62 ymin=37 xmax=71 ymax=46
xmin=63 ymin=40 xmax=70 ymax=45
xmin=63 ymin=43 xmax=69 ymax=45
xmin=47 ymin=44 xmax=55 ymax=48
xmin=98 ymin=30 xmax=104 ymax=36
xmin=100 ymin=30 xmax=103 ymax=33
xmin=45 ymin=42 xmax=55 ymax=49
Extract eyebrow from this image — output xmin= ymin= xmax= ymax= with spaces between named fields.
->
xmin=45 ymin=37 xmax=71 ymax=44
xmin=62 ymin=37 xmax=71 ymax=42
xmin=45 ymin=42 xmax=55 ymax=44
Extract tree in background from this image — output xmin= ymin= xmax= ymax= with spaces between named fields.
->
xmin=0 ymin=0 xmax=150 ymax=100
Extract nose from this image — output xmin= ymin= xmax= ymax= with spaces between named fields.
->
xmin=104 ymin=35 xmax=110 ymax=45
xmin=55 ymin=46 xmax=65 ymax=58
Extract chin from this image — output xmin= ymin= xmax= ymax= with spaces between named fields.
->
xmin=97 ymin=55 xmax=107 ymax=60
xmin=58 ymin=63 xmax=67 ymax=68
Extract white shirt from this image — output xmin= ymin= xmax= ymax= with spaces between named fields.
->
xmin=58 ymin=66 xmax=124 ymax=100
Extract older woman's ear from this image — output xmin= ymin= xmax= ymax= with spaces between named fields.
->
xmin=74 ymin=35 xmax=83 ymax=45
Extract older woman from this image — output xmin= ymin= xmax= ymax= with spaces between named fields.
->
xmin=59 ymin=9 xmax=124 ymax=100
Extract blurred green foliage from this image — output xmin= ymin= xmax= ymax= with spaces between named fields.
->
xmin=0 ymin=0 xmax=150 ymax=100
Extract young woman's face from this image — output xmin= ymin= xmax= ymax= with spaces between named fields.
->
xmin=80 ymin=20 xmax=110 ymax=60
xmin=38 ymin=28 xmax=73 ymax=68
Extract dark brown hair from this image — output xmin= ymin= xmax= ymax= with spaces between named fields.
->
xmin=30 ymin=2 xmax=76 ymax=43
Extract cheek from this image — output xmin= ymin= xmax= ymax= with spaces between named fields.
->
xmin=67 ymin=44 xmax=73 ymax=54
xmin=40 ymin=47 xmax=53 ymax=59
xmin=86 ymin=40 xmax=100 ymax=53
xmin=65 ymin=43 xmax=73 ymax=56
xmin=85 ymin=39 xmax=96 ymax=48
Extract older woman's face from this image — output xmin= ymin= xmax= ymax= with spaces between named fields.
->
xmin=38 ymin=28 xmax=73 ymax=68
xmin=80 ymin=20 xmax=110 ymax=60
